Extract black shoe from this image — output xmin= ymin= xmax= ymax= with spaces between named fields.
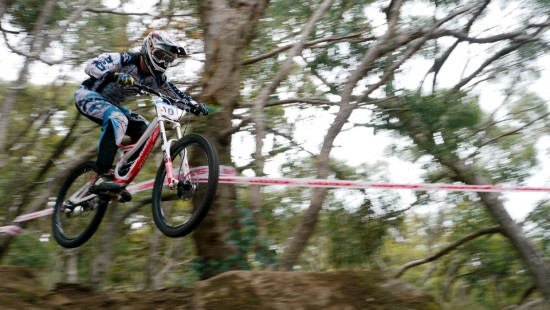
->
xmin=90 ymin=173 xmax=122 ymax=194
xmin=118 ymin=160 xmax=135 ymax=176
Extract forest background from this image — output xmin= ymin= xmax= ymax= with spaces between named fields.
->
xmin=0 ymin=0 xmax=550 ymax=309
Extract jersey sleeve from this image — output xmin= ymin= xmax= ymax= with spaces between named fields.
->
xmin=84 ymin=53 xmax=123 ymax=78
xmin=159 ymin=77 xmax=195 ymax=106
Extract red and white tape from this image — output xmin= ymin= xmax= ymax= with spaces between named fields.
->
xmin=215 ymin=177 xmax=550 ymax=193
xmin=2 ymin=166 xmax=550 ymax=235
xmin=13 ymin=208 xmax=54 ymax=223
xmin=0 ymin=225 xmax=23 ymax=235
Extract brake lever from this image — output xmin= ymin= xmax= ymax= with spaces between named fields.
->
xmin=135 ymin=83 xmax=199 ymax=113
xmin=135 ymin=83 xmax=176 ymax=103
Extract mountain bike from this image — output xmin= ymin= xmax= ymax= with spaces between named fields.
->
xmin=52 ymin=84 xmax=219 ymax=248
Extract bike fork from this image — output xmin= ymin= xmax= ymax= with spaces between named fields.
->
xmin=159 ymin=120 xmax=190 ymax=190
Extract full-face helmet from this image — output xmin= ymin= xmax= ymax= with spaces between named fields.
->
xmin=141 ymin=31 xmax=187 ymax=77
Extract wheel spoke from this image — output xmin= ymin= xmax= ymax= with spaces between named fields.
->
xmin=152 ymin=134 xmax=219 ymax=237
xmin=52 ymin=162 xmax=108 ymax=248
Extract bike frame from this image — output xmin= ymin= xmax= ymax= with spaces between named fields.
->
xmin=66 ymin=96 xmax=190 ymax=206
xmin=114 ymin=100 xmax=188 ymax=188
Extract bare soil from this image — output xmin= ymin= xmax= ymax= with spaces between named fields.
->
xmin=0 ymin=265 xmax=442 ymax=310
xmin=0 ymin=265 xmax=192 ymax=310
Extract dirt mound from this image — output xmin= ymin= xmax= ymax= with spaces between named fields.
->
xmin=0 ymin=265 xmax=192 ymax=310
xmin=193 ymin=270 xmax=439 ymax=309
xmin=0 ymin=265 xmax=440 ymax=309
xmin=0 ymin=265 xmax=51 ymax=309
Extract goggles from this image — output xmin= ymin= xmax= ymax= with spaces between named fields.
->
xmin=151 ymin=48 xmax=176 ymax=68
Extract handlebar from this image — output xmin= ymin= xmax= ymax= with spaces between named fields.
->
xmin=134 ymin=83 xmax=174 ymax=102
xmin=134 ymin=83 xmax=190 ymax=109
xmin=134 ymin=83 xmax=160 ymax=96
xmin=134 ymin=83 xmax=207 ymax=116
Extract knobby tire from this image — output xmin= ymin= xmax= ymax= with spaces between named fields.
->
xmin=52 ymin=161 xmax=108 ymax=248
xmin=152 ymin=134 xmax=219 ymax=237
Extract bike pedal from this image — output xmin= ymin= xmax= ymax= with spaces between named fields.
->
xmin=93 ymin=191 xmax=118 ymax=200
xmin=118 ymin=190 xmax=132 ymax=203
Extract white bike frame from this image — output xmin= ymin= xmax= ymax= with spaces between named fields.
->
xmin=114 ymin=98 xmax=189 ymax=189
xmin=66 ymin=96 xmax=190 ymax=206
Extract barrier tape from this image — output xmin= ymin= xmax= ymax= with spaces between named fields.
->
xmin=215 ymin=177 xmax=550 ymax=192
xmin=0 ymin=225 xmax=23 ymax=235
xmin=13 ymin=208 xmax=55 ymax=223
xmin=2 ymin=166 xmax=550 ymax=235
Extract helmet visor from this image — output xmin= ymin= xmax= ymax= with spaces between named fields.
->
xmin=151 ymin=48 xmax=176 ymax=69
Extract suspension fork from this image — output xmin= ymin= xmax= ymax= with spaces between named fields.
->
xmin=159 ymin=120 xmax=189 ymax=190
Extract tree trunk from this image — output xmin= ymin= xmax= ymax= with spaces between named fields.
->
xmin=248 ymin=0 xmax=334 ymax=256
xmin=193 ymin=0 xmax=269 ymax=279
xmin=280 ymin=0 xmax=407 ymax=269
xmin=90 ymin=201 xmax=120 ymax=290
xmin=0 ymin=147 xmax=95 ymax=261
xmin=66 ymin=248 xmax=79 ymax=283
xmin=145 ymin=227 xmax=162 ymax=290
xmin=0 ymin=61 xmax=31 ymax=163
xmin=448 ymin=160 xmax=550 ymax=301
xmin=0 ymin=0 xmax=56 ymax=156
xmin=0 ymin=0 xmax=16 ymax=20
xmin=0 ymin=0 xmax=64 ymax=260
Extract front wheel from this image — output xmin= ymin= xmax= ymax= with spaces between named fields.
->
xmin=152 ymin=134 xmax=219 ymax=237
xmin=52 ymin=161 xmax=108 ymax=248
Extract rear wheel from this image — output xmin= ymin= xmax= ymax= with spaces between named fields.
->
xmin=152 ymin=134 xmax=219 ymax=237
xmin=52 ymin=161 xmax=108 ymax=248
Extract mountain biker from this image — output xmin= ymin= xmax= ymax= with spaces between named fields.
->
xmin=74 ymin=30 xmax=209 ymax=194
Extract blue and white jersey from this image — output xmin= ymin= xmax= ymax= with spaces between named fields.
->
xmin=82 ymin=51 xmax=193 ymax=106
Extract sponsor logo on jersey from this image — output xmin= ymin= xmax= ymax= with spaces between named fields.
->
xmin=122 ymin=52 xmax=132 ymax=64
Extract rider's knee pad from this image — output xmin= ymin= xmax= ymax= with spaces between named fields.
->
xmin=103 ymin=108 xmax=129 ymax=146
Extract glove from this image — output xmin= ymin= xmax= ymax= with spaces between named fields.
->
xmin=198 ymin=102 xmax=209 ymax=116
xmin=189 ymin=101 xmax=209 ymax=116
xmin=113 ymin=72 xmax=135 ymax=86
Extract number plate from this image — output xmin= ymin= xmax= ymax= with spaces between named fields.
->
xmin=155 ymin=101 xmax=184 ymax=121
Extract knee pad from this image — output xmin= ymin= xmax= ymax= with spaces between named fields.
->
xmin=103 ymin=107 xmax=128 ymax=146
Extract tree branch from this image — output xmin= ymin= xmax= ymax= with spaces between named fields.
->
xmin=242 ymin=27 xmax=373 ymax=65
xmin=467 ymin=110 xmax=550 ymax=159
xmin=394 ymin=226 xmax=502 ymax=279
xmin=424 ymin=0 xmax=491 ymax=91
xmin=267 ymin=126 xmax=315 ymax=156
xmin=439 ymin=16 xmax=550 ymax=45
xmin=452 ymin=16 xmax=550 ymax=91
xmin=84 ymin=7 xmax=153 ymax=16
xmin=219 ymin=116 xmax=253 ymax=139
xmin=242 ymin=97 xmax=333 ymax=108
